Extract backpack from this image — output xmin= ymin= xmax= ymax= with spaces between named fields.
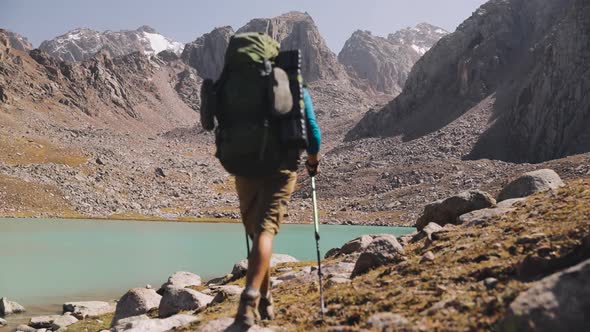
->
xmin=200 ymin=32 xmax=308 ymax=177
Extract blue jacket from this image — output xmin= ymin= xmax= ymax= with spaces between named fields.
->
xmin=303 ymin=88 xmax=321 ymax=154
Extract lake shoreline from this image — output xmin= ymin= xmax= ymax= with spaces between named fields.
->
xmin=0 ymin=216 xmax=416 ymax=228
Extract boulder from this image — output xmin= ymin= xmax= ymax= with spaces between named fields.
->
xmin=411 ymin=222 xmax=443 ymax=242
xmin=231 ymin=254 xmax=298 ymax=279
xmin=367 ymin=312 xmax=409 ymax=330
xmin=158 ymin=271 xmax=202 ymax=294
xmin=498 ymin=169 xmax=564 ymax=202
xmin=112 ymin=314 xmax=199 ymax=332
xmin=500 ymin=258 xmax=590 ymax=332
xmin=158 ymin=287 xmax=213 ymax=318
xmin=416 ymin=191 xmax=496 ymax=230
xmin=63 ymin=301 xmax=116 ymax=319
xmin=112 ymin=288 xmax=162 ymax=324
xmin=458 ymin=206 xmax=514 ymax=227
xmin=339 ymin=235 xmax=374 ymax=256
xmin=210 ymin=285 xmax=244 ymax=305
xmin=0 ymin=297 xmax=26 ymax=315
xmin=351 ymin=234 xmax=404 ymax=277
xmin=29 ymin=314 xmax=78 ymax=329
xmin=0 ymin=318 xmax=6 ymax=326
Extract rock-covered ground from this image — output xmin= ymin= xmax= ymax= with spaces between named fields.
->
xmin=5 ymin=171 xmax=586 ymax=331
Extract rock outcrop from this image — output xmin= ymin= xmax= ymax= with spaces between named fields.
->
xmin=0 ymin=297 xmax=26 ymax=316
xmin=339 ymin=24 xmax=447 ymax=95
xmin=237 ymin=11 xmax=348 ymax=82
xmin=39 ymin=26 xmax=184 ymax=62
xmin=2 ymin=29 xmax=33 ymax=52
xmin=180 ymin=26 xmax=233 ymax=80
xmin=351 ymin=234 xmax=404 ymax=277
xmin=416 ymin=190 xmax=496 ymax=230
xmin=347 ymin=0 xmax=590 ymax=164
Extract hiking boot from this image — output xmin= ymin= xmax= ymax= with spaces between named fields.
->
xmin=234 ymin=287 xmax=260 ymax=327
xmin=258 ymin=294 xmax=275 ymax=321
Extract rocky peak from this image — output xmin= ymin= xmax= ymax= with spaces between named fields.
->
xmin=136 ymin=25 xmax=158 ymax=34
xmin=388 ymin=22 xmax=449 ymax=55
xmin=180 ymin=26 xmax=234 ymax=80
xmin=0 ymin=29 xmax=33 ymax=52
xmin=39 ymin=26 xmax=184 ymax=62
xmin=338 ymin=24 xmax=447 ymax=95
xmin=237 ymin=11 xmax=347 ymax=82
xmin=338 ymin=30 xmax=418 ymax=95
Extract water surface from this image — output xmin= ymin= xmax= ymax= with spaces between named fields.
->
xmin=0 ymin=218 xmax=413 ymax=320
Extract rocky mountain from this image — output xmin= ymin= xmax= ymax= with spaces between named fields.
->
xmin=237 ymin=11 xmax=348 ymax=82
xmin=347 ymin=0 xmax=590 ymax=163
xmin=38 ymin=26 xmax=184 ymax=62
xmin=181 ymin=26 xmax=234 ymax=80
xmin=2 ymin=29 xmax=33 ymax=52
xmin=338 ymin=24 xmax=447 ymax=95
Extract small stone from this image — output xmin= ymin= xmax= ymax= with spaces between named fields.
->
xmin=0 ymin=318 xmax=6 ymax=327
xmin=146 ymin=284 xmax=153 ymax=289
xmin=493 ymin=243 xmax=503 ymax=249
xmin=367 ymin=312 xmax=409 ymax=329
xmin=421 ymin=251 xmax=435 ymax=262
xmin=484 ymin=277 xmax=499 ymax=289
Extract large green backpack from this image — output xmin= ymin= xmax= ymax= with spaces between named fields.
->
xmin=207 ymin=32 xmax=296 ymax=176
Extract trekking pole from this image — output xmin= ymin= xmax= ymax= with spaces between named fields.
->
xmin=245 ymin=232 xmax=251 ymax=259
xmin=311 ymin=176 xmax=326 ymax=319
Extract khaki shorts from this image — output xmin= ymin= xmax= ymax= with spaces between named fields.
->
xmin=235 ymin=170 xmax=298 ymax=237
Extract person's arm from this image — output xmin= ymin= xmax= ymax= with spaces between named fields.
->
xmin=303 ymin=88 xmax=321 ymax=176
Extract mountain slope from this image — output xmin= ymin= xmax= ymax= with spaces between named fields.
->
xmin=38 ymin=26 xmax=184 ymax=62
xmin=181 ymin=26 xmax=234 ymax=80
xmin=347 ymin=0 xmax=589 ymax=163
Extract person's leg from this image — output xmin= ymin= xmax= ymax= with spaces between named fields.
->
xmin=245 ymin=231 xmax=274 ymax=290
xmin=258 ymin=266 xmax=274 ymax=320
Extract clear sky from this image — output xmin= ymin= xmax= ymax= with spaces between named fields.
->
xmin=0 ymin=0 xmax=487 ymax=52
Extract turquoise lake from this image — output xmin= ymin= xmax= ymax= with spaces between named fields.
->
xmin=0 ymin=218 xmax=414 ymax=312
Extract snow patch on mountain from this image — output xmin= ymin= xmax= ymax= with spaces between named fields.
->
xmin=143 ymin=32 xmax=184 ymax=55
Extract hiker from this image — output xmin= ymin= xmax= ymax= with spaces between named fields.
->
xmin=200 ymin=32 xmax=321 ymax=328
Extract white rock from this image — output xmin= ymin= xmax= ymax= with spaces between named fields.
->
xmin=112 ymin=313 xmax=198 ymax=332
xmin=0 ymin=297 xmax=26 ymax=315
xmin=158 ymin=271 xmax=202 ymax=293
xmin=112 ymin=288 xmax=162 ymax=324
xmin=158 ymin=287 xmax=213 ymax=318
xmin=63 ymin=301 xmax=116 ymax=319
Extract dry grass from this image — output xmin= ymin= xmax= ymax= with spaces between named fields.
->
xmin=0 ymin=135 xmax=88 ymax=166
xmin=66 ymin=313 xmax=113 ymax=331
xmin=0 ymin=174 xmax=82 ymax=218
